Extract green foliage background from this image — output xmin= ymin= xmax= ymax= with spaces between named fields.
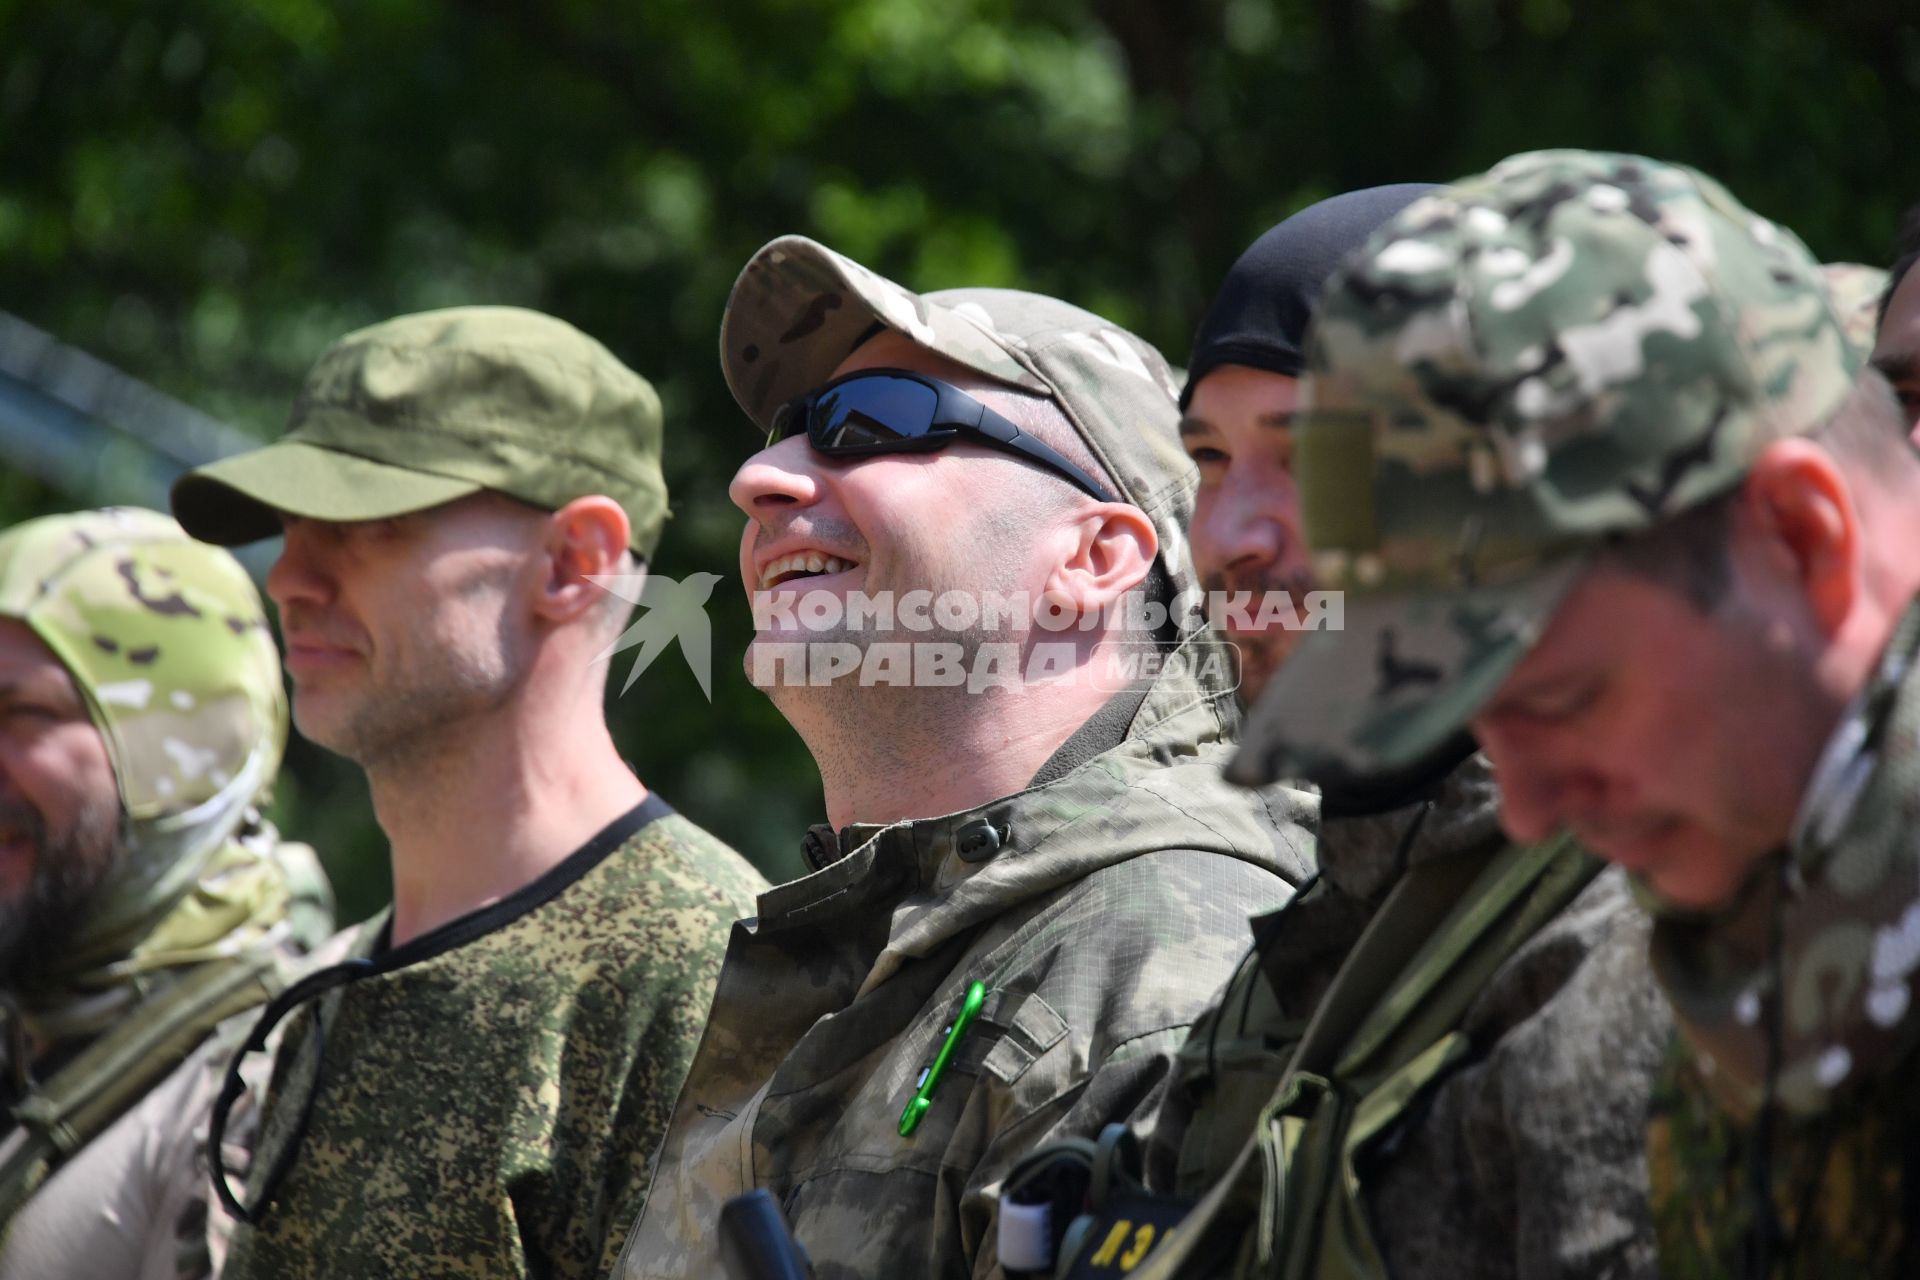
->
xmin=1 ymin=0 xmax=1911 ymax=920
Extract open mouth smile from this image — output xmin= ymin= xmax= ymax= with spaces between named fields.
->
xmin=757 ymin=552 xmax=861 ymax=591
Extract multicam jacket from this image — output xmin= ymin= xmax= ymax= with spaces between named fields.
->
xmin=219 ymin=796 xmax=766 ymax=1280
xmin=1135 ymin=757 xmax=1668 ymax=1280
xmin=614 ymin=655 xmax=1315 ymax=1280
xmin=1648 ymin=594 xmax=1920 ymax=1277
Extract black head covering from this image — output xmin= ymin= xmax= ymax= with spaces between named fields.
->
xmin=1181 ymin=183 xmax=1441 ymax=408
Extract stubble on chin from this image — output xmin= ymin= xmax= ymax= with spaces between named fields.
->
xmin=322 ymin=648 xmax=521 ymax=774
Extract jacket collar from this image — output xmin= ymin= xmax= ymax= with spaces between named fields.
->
xmin=756 ymin=634 xmax=1251 ymax=937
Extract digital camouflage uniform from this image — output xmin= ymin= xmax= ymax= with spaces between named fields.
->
xmin=1231 ymin=151 xmax=1908 ymax=1276
xmin=0 ymin=507 xmax=333 ymax=1276
xmin=218 ymin=796 xmax=765 ymax=1279
xmin=613 ymin=241 xmax=1316 ymax=1279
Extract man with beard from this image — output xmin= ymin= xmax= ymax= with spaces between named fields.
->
xmin=1010 ymin=187 xmax=1669 ymax=1280
xmin=160 ymin=307 xmax=765 ymax=1280
xmin=0 ymin=507 xmax=331 ymax=1246
xmin=612 ymin=238 xmax=1314 ymax=1279
xmin=1229 ymin=150 xmax=1920 ymax=1275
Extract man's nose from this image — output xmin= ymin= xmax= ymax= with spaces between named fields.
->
xmin=265 ymin=520 xmax=335 ymax=612
xmin=729 ymin=434 xmax=826 ymax=518
xmin=1192 ymin=472 xmax=1295 ymax=582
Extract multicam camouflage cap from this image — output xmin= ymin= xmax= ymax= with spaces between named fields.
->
xmin=719 ymin=236 xmax=1200 ymax=595
xmin=171 ymin=307 xmax=670 ymax=556
xmin=1229 ymin=149 xmax=1862 ymax=788
xmin=0 ymin=507 xmax=285 ymax=821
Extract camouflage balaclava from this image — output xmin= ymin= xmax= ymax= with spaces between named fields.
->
xmin=0 ymin=509 xmax=312 ymax=1042
xmin=1229 ymin=149 xmax=1859 ymax=789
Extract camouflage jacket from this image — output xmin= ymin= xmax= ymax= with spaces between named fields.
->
xmin=613 ymin=657 xmax=1315 ymax=1280
xmin=1139 ymin=757 xmax=1668 ymax=1280
xmin=1649 ymin=593 xmax=1920 ymax=1277
xmin=220 ymin=796 xmax=766 ymax=1280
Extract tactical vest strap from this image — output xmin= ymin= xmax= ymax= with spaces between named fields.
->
xmin=1286 ymin=848 xmax=1491 ymax=1080
xmin=1337 ymin=834 xmax=1592 ymax=1080
xmin=0 ymin=951 xmax=283 ymax=1228
xmin=1131 ymin=832 xmax=1599 ymax=1280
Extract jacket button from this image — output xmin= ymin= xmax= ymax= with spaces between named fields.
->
xmin=956 ymin=820 xmax=1006 ymax=863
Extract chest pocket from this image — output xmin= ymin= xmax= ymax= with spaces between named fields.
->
xmin=948 ymin=987 xmax=1071 ymax=1087
xmin=879 ymin=986 xmax=1071 ymax=1170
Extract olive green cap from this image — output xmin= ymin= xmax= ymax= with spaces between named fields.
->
xmin=172 ymin=306 xmax=670 ymax=556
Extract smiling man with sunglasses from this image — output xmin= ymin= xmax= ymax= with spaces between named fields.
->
xmin=612 ymin=239 xmax=1314 ymax=1279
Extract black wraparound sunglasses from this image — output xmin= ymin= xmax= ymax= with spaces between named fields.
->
xmin=768 ymin=368 xmax=1117 ymax=503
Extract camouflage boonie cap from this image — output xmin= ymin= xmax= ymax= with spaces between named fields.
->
xmin=719 ymin=236 xmax=1199 ymax=595
xmin=1231 ymin=149 xmax=1861 ymax=787
xmin=172 ymin=307 xmax=670 ymax=556
xmin=0 ymin=508 xmax=285 ymax=820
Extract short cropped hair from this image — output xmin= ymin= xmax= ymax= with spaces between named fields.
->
xmin=1603 ymin=370 xmax=1915 ymax=611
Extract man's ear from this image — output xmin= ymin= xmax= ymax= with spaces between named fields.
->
xmin=537 ymin=496 xmax=633 ymax=624
xmin=1040 ymin=504 xmax=1158 ymax=622
xmin=1742 ymin=439 xmax=1858 ymax=636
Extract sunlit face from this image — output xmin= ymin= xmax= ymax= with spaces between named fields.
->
xmin=1181 ymin=366 xmax=1315 ymax=704
xmin=265 ymin=493 xmax=542 ymax=766
xmin=0 ymin=619 xmax=122 ymax=982
xmin=1470 ymin=562 xmax=1831 ymax=910
xmin=1871 ymin=266 xmax=1920 ymax=440
xmin=728 ymin=332 xmax=1071 ymax=677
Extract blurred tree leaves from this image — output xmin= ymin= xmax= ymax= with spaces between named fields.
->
xmin=1 ymin=0 xmax=1911 ymax=919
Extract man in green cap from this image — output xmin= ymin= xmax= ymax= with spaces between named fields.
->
xmin=1230 ymin=151 xmax=1920 ymax=1275
xmin=166 ymin=306 xmax=766 ymax=1280
xmin=613 ymin=240 xmax=1314 ymax=1278
xmin=0 ymin=507 xmax=332 ymax=1258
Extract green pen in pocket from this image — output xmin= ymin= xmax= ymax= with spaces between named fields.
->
xmin=899 ymin=980 xmax=989 ymax=1137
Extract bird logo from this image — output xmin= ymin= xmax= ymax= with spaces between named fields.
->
xmin=588 ymin=571 xmax=722 ymax=700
